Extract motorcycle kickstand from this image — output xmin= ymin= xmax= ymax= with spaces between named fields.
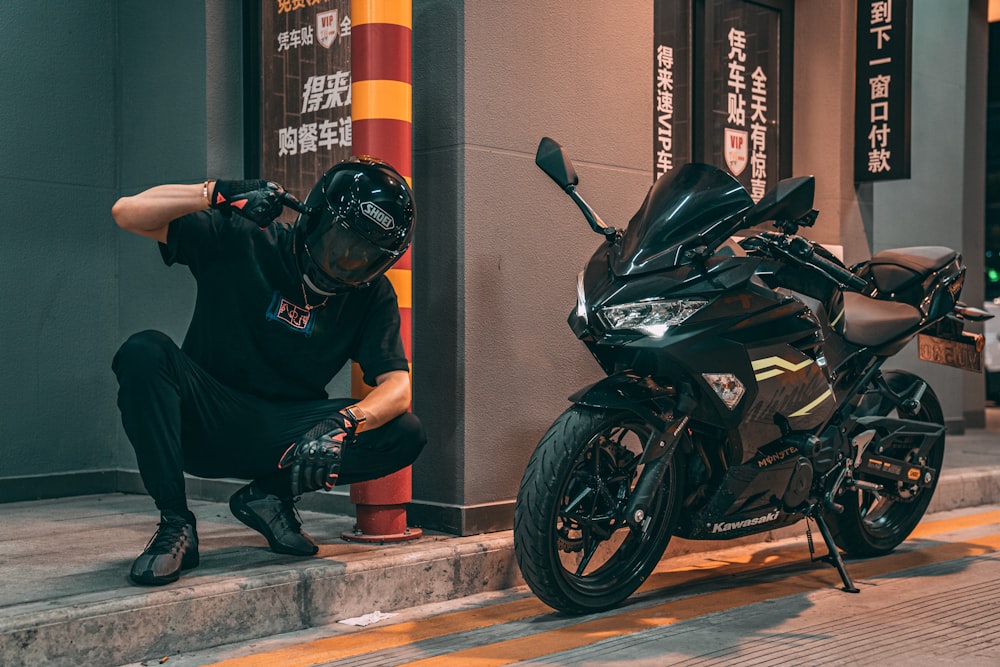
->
xmin=808 ymin=510 xmax=860 ymax=593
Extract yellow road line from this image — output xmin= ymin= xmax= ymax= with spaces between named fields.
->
xmin=400 ymin=534 xmax=1000 ymax=667
xmin=909 ymin=508 xmax=1000 ymax=538
xmin=206 ymin=597 xmax=550 ymax=667
xmin=205 ymin=509 xmax=1000 ymax=667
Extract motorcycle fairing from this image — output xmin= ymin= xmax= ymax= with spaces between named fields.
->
xmin=611 ymin=163 xmax=754 ymax=277
xmin=740 ymin=342 xmax=836 ymax=449
xmin=568 ymin=371 xmax=676 ymax=438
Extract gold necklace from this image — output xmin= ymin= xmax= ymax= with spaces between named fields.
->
xmin=300 ymin=283 xmax=329 ymax=311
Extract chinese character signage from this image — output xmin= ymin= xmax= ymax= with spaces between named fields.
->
xmin=260 ymin=0 xmax=352 ymax=213
xmin=854 ymin=0 xmax=911 ymax=181
xmin=653 ymin=0 xmax=692 ymax=180
xmin=655 ymin=1 xmax=789 ymax=198
xmin=703 ymin=0 xmax=784 ymax=202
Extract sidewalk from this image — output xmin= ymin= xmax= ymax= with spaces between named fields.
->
xmin=2 ymin=429 xmax=998 ymax=667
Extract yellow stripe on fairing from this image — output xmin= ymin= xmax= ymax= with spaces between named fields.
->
xmin=751 ymin=356 xmax=814 ymax=373
xmin=789 ymin=388 xmax=834 ymax=417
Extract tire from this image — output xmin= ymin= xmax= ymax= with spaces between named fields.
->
xmin=826 ymin=370 xmax=946 ymax=557
xmin=513 ymin=404 xmax=685 ymax=614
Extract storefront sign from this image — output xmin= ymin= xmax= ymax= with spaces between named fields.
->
xmin=259 ymin=0 xmax=352 ymax=216
xmin=705 ymin=0 xmax=783 ymax=202
xmin=655 ymin=1 xmax=789 ymax=200
xmin=854 ymin=0 xmax=911 ymax=181
xmin=653 ymin=0 xmax=692 ymax=180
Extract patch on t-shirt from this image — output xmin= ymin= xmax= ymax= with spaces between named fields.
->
xmin=266 ymin=292 xmax=316 ymax=336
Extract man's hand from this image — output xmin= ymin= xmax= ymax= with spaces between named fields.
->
xmin=211 ymin=180 xmax=286 ymax=228
xmin=278 ymin=417 xmax=358 ymax=496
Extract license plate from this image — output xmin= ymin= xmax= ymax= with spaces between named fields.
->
xmin=917 ymin=332 xmax=985 ymax=372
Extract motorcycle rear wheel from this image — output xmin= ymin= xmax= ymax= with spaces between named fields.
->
xmin=827 ymin=370 xmax=946 ymax=557
xmin=513 ymin=405 xmax=685 ymax=614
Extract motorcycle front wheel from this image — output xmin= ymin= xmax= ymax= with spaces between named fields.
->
xmin=513 ymin=405 xmax=685 ymax=614
xmin=827 ymin=370 xmax=946 ymax=556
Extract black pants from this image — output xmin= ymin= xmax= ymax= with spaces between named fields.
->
xmin=112 ymin=330 xmax=426 ymax=515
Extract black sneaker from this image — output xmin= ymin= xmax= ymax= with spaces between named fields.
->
xmin=229 ymin=483 xmax=319 ymax=556
xmin=130 ymin=511 xmax=199 ymax=586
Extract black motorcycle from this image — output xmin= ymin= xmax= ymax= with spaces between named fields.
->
xmin=513 ymin=137 xmax=991 ymax=614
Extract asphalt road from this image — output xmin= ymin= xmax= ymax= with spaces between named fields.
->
xmin=126 ymin=503 xmax=1000 ymax=667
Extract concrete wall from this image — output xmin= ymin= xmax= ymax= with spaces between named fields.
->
xmin=0 ymin=0 xmax=244 ymax=499
xmin=114 ymin=0 xmax=248 ymax=467
xmin=0 ymin=2 xmax=120 ymax=493
xmin=411 ymin=1 xmax=658 ymax=532
xmin=861 ymin=0 xmax=988 ymax=429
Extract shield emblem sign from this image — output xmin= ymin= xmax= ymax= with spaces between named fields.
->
xmin=724 ymin=128 xmax=748 ymax=176
xmin=317 ymin=10 xmax=340 ymax=48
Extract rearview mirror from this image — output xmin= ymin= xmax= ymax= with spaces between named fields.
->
xmin=535 ymin=137 xmax=579 ymax=190
xmin=744 ymin=176 xmax=815 ymax=228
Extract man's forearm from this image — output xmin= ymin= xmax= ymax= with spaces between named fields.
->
xmin=344 ymin=371 xmax=411 ymax=433
xmin=112 ymin=181 xmax=214 ymax=243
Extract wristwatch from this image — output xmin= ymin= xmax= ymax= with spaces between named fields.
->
xmin=344 ymin=405 xmax=367 ymax=433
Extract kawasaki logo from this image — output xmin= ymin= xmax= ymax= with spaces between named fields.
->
xmin=361 ymin=201 xmax=395 ymax=230
xmin=710 ymin=509 xmax=781 ymax=534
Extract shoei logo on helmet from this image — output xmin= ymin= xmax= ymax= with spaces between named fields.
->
xmin=360 ymin=201 xmax=395 ymax=230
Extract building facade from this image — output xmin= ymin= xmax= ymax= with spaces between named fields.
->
xmin=0 ymin=0 xmax=989 ymax=535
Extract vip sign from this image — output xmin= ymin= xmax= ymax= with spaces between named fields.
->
xmin=724 ymin=128 xmax=748 ymax=176
xmin=316 ymin=9 xmax=340 ymax=48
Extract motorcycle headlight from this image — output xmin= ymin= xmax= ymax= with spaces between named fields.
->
xmin=575 ymin=270 xmax=587 ymax=322
xmin=599 ymin=298 xmax=708 ymax=337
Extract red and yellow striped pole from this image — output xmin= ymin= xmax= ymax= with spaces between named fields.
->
xmin=343 ymin=0 xmax=421 ymax=542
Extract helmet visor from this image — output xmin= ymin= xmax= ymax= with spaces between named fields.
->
xmin=303 ymin=213 xmax=403 ymax=290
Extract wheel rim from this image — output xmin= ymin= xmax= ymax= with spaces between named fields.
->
xmin=550 ymin=416 xmax=677 ymax=597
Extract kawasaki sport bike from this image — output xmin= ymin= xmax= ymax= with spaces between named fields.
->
xmin=513 ymin=137 xmax=991 ymax=614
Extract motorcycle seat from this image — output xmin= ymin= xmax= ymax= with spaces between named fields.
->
xmin=865 ymin=246 xmax=957 ymax=295
xmin=838 ymin=291 xmax=922 ymax=347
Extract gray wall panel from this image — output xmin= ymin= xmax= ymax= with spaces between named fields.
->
xmin=0 ymin=2 xmax=118 ymax=480
xmin=869 ymin=0 xmax=984 ymax=425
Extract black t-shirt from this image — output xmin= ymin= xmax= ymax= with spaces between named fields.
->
xmin=160 ymin=210 xmax=409 ymax=401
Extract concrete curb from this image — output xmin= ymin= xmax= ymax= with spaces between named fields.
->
xmin=1 ymin=532 xmax=520 ymax=667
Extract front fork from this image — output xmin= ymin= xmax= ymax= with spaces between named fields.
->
xmin=568 ymin=372 xmax=696 ymax=533
xmin=624 ymin=414 xmax=689 ymax=531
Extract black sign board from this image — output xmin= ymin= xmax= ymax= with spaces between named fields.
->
xmin=698 ymin=0 xmax=788 ymax=201
xmin=854 ymin=0 xmax=912 ymax=182
xmin=653 ymin=0 xmax=693 ymax=181
xmin=655 ymin=1 xmax=791 ymax=198
xmin=255 ymin=0 xmax=352 ymax=219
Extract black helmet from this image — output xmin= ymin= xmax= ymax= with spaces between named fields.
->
xmin=294 ymin=156 xmax=415 ymax=293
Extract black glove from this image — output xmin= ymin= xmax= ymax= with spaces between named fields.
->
xmin=211 ymin=179 xmax=286 ymax=228
xmin=278 ymin=416 xmax=358 ymax=496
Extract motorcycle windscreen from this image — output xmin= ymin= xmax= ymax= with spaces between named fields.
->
xmin=611 ymin=163 xmax=754 ymax=277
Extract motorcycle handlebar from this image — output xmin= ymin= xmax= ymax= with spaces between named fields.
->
xmin=786 ymin=237 xmax=867 ymax=291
